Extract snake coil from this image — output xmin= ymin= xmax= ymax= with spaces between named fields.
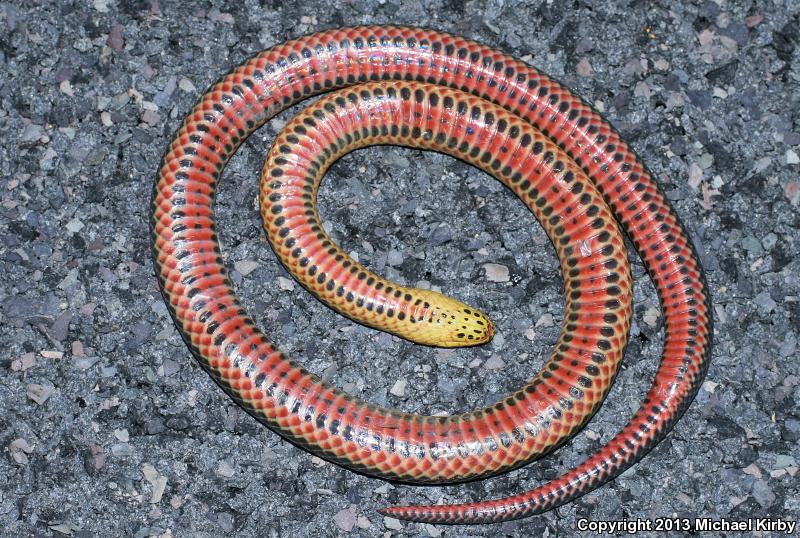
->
xmin=151 ymin=26 xmax=712 ymax=524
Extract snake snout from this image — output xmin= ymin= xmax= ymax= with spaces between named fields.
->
xmin=484 ymin=318 xmax=495 ymax=340
xmin=452 ymin=307 xmax=494 ymax=346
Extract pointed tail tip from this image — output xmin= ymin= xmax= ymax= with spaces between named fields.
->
xmin=377 ymin=505 xmax=427 ymax=523
xmin=379 ymin=505 xmax=468 ymax=525
xmin=377 ymin=505 xmax=405 ymax=518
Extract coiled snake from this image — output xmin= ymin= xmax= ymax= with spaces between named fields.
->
xmin=151 ymin=26 xmax=712 ymax=524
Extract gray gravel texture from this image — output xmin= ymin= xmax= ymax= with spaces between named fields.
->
xmin=1 ymin=0 xmax=799 ymax=536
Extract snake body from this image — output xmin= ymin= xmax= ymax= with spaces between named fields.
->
xmin=259 ymin=79 xmax=632 ymax=480
xmin=151 ymin=26 xmax=712 ymax=524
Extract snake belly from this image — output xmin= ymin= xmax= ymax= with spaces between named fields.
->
xmin=151 ymin=26 xmax=712 ymax=524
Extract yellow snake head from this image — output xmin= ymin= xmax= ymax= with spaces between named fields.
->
xmin=407 ymin=290 xmax=494 ymax=348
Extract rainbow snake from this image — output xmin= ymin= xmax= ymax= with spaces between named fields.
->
xmin=151 ymin=26 xmax=712 ymax=524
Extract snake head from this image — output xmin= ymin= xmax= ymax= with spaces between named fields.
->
xmin=408 ymin=291 xmax=494 ymax=348
xmin=440 ymin=307 xmax=495 ymax=347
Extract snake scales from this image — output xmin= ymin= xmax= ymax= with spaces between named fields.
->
xmin=151 ymin=26 xmax=712 ymax=524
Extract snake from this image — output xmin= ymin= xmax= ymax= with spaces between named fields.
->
xmin=151 ymin=26 xmax=712 ymax=524
xmin=260 ymin=79 xmax=633 ymax=474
